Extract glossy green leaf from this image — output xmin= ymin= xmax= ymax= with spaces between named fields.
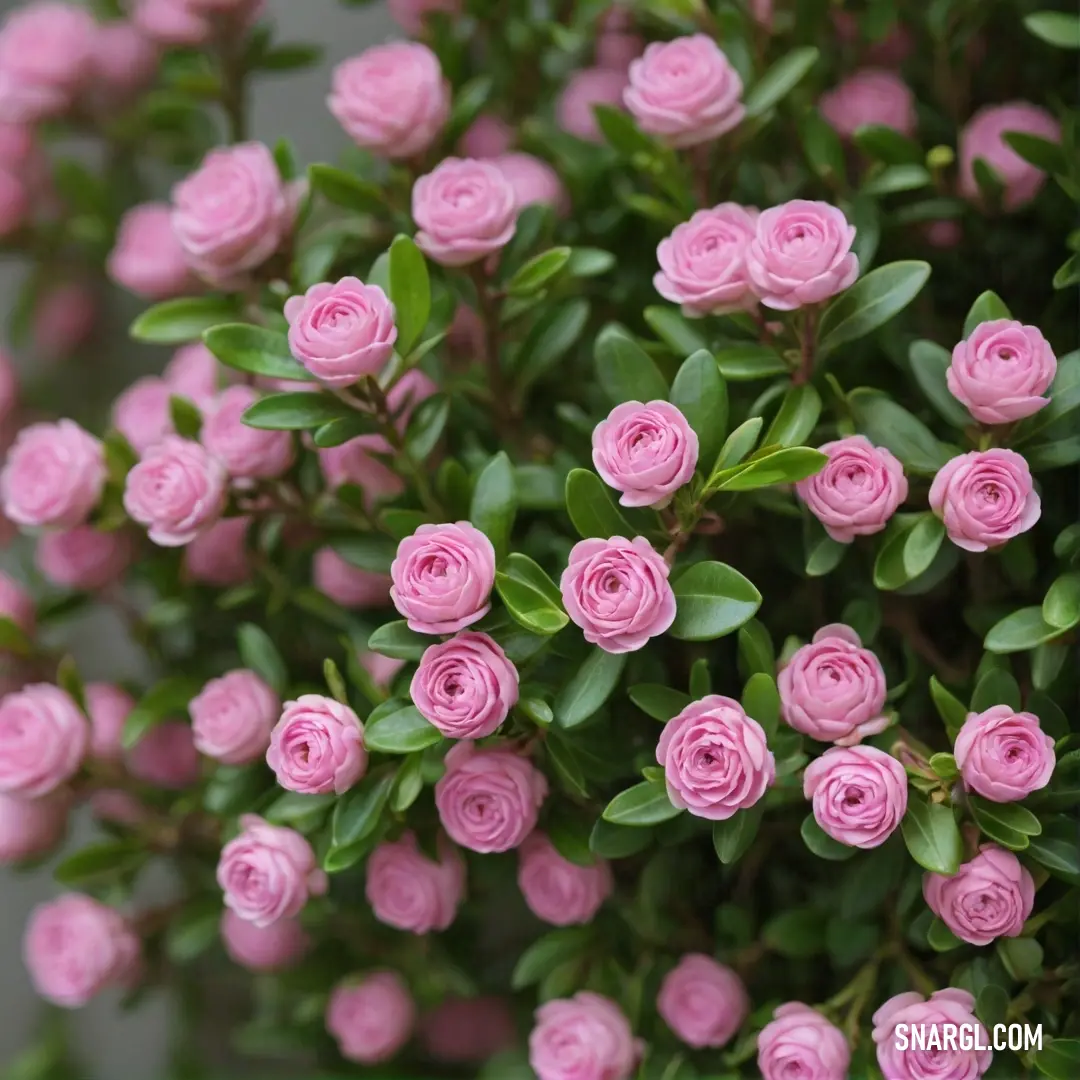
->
xmin=710 ymin=417 xmax=763 ymax=473
xmin=241 ymin=391 xmax=352 ymax=430
xmin=495 ymin=553 xmax=568 ymax=636
xmin=308 ymin=163 xmax=386 ymax=213
xmin=204 ymin=324 xmax=309 ymax=381
xmin=564 ymin=468 xmax=634 ymax=540
xmin=594 ymin=324 xmax=668 ymax=405
xmin=363 ymin=705 xmax=441 ymax=754
xmin=849 ymin=390 xmax=950 ymax=472
xmin=388 ymin=234 xmax=430 ymax=356
xmin=1043 ymin=572 xmax=1080 ymax=630
xmin=670 ymin=349 xmax=728 ymax=467
xmin=507 ymin=247 xmax=572 ymax=297
xmin=714 ymin=447 xmax=828 ymax=491
xmin=900 ymin=796 xmax=962 ymax=874
xmin=805 ymin=533 xmax=848 ymax=577
xmin=962 ymin=291 xmax=1012 ymax=338
xmin=670 ymin=561 xmax=762 ymax=641
xmin=470 ymin=451 xmax=517 ymax=562
xmin=741 ymin=672 xmax=780 ymax=737
xmin=909 ymin=339 xmax=973 ymax=428
xmin=122 ymin=676 xmax=202 ymax=749
xmin=984 ymin=606 xmax=1062 ymax=654
xmin=929 ymin=676 xmax=969 ymax=740
xmin=852 ymin=124 xmax=924 ymax=165
xmin=714 ymin=345 xmax=789 ymax=381
xmin=237 ymin=623 xmax=288 ymax=694
xmin=713 ymin=805 xmax=765 ymax=864
xmin=515 ymin=299 xmax=590 ymax=394
xmin=131 ymin=296 xmax=238 ymax=344
xmin=332 ymin=771 xmax=395 ymax=847
xmin=764 ymin=384 xmax=821 ymax=448
xmin=744 ymin=46 xmax=819 ymax=117
xmin=555 ymin=649 xmax=626 ymax=729
xmin=602 ymin=780 xmax=682 ymax=826
xmin=800 ymin=815 xmax=857 ymax=861
xmin=1024 ymin=11 xmax=1080 ymax=48
xmin=511 ymin=926 xmax=592 ymax=990
xmin=330 ymin=533 xmax=398 ymax=574
xmin=903 ymin=514 xmax=946 ymax=579
xmin=628 ymin=684 xmax=692 ymax=721
xmin=367 ymin=621 xmax=429 ymax=661
xmin=644 ymin=305 xmax=709 ymax=357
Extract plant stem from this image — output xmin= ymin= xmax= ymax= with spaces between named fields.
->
xmin=469 ymin=265 xmax=515 ymax=445
xmin=218 ymin=31 xmax=248 ymax=143
xmin=794 ymin=307 xmax=818 ymax=384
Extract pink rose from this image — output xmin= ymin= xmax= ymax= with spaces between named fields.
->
xmin=266 ymin=694 xmax=367 ymax=796
xmin=596 ymin=21 xmax=644 ymax=71
xmin=947 ymin=320 xmax=1057 ymax=425
xmin=795 ymin=436 xmax=908 ymax=543
xmin=657 ymin=953 xmax=748 ymax=1049
xmin=365 ymin=831 xmax=465 ymax=934
xmin=517 ymin=832 xmax=612 ymax=926
xmin=132 ymin=0 xmax=213 ymax=45
xmin=327 ymin=970 xmax=415 ymax=1064
xmin=391 ymin=521 xmax=496 ymax=634
xmin=625 ymin=35 xmax=745 ymax=148
xmin=557 ymin=67 xmax=629 ymax=142
xmin=191 ymin=669 xmax=279 ymax=766
xmin=201 ymin=385 xmax=294 ymax=479
xmin=819 ymin=68 xmax=916 ymax=140
xmin=217 ymin=814 xmax=328 ymax=926
xmin=172 ymin=142 xmax=295 ymax=285
xmin=328 ymin=43 xmax=449 ymax=160
xmin=360 ymin=651 xmax=404 ymax=691
xmin=313 ymin=547 xmax=391 ymax=609
xmin=959 ymin=103 xmax=1062 ymax=211
xmin=746 ymin=200 xmax=859 ymax=311
xmin=923 ymin=844 xmax=1034 ymax=947
xmin=494 ymin=153 xmax=569 ymax=216
xmin=874 ymin=990 xmax=993 ymax=1079
xmin=89 ymin=21 xmax=158 ymax=110
xmin=592 ymin=401 xmax=699 ymax=508
xmin=127 ymin=721 xmax=200 ymax=789
xmin=23 ymin=894 xmax=140 ymax=1008
xmin=84 ymin=682 xmax=134 ymax=762
xmin=387 ymin=0 xmax=460 ymax=35
xmin=778 ymin=625 xmax=889 ymax=745
xmin=183 ymin=517 xmax=252 ymax=586
xmin=530 ymin=992 xmax=641 ymax=1080
xmin=0 ymin=570 xmax=34 ymax=638
xmin=1 ymin=419 xmax=105 ymax=529
xmin=0 ymin=790 xmax=68 ymax=863
xmin=0 ymin=683 xmax=88 ymax=798
xmin=111 ymin=376 xmax=174 ymax=455
xmin=35 ymin=527 xmax=132 ymax=591
xmin=421 ymin=996 xmax=516 ymax=1064
xmin=0 ymin=2 xmax=95 ymax=123
xmin=108 ymin=202 xmax=193 ymax=300
xmin=164 ymin=343 xmax=222 ymax=407
xmin=0 ymin=167 xmax=28 ymax=235
xmin=954 ymin=706 xmax=1055 ymax=803
xmin=123 ymin=435 xmax=228 ymax=547
xmin=435 ymin=742 xmax=547 ymax=853
xmin=929 ymin=449 xmax=1040 ymax=553
xmin=657 ymin=695 xmax=775 ymax=820
xmin=560 ymin=536 xmax=675 ymax=653
xmin=220 ymin=909 xmax=308 ymax=972
xmin=459 ymin=114 xmax=514 ymax=158
xmin=654 ymin=204 xmax=759 ymax=316
xmin=284 ymin=277 xmax=397 ymax=387
xmin=803 ymin=745 xmax=907 ymax=848
xmin=412 ymin=157 xmax=517 ymax=267
xmin=318 ymin=434 xmax=403 ymax=506
xmin=32 ymin=281 xmax=97 ymax=359
xmin=757 ymin=1003 xmax=850 ymax=1080
xmin=410 ymin=631 xmax=518 ymax=739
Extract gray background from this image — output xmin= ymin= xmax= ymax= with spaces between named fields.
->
xmin=0 ymin=1 xmax=393 ymax=1073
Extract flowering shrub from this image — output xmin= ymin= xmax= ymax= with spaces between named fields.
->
xmin=0 ymin=1 xmax=1078 ymax=1078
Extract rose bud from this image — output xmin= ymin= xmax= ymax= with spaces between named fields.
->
xmin=266 ymin=694 xmax=367 ymax=796
xmin=313 ymin=547 xmax=391 ymax=609
xmin=494 ymin=153 xmax=569 ymax=216
xmin=420 ymin=996 xmax=516 ymax=1064
xmin=111 ymin=376 xmax=175 ymax=456
xmin=35 ymin=526 xmax=132 ymax=591
xmin=757 ymin=1003 xmax=850 ymax=1080
xmin=191 ymin=669 xmax=279 ymax=766
xmin=435 ymin=742 xmax=547 ymax=854
xmin=954 ymin=706 xmax=1055 ymax=802
xmin=164 ymin=343 xmax=222 ymax=408
xmin=0 ymin=684 xmax=88 ymax=798
xmin=387 ymin=0 xmax=460 ymax=35
xmin=0 ymin=790 xmax=68 ymax=863
xmin=556 ymin=67 xmax=629 ymax=143
xmin=89 ymin=21 xmax=158 ymax=113
xmin=327 ymin=971 xmax=415 ymax=1065
xmin=873 ymin=990 xmax=992 ymax=1080
xmin=529 ymin=993 xmax=641 ymax=1080
xmin=201 ymin=385 xmax=294 ymax=480
xmin=318 ymin=434 xmax=403 ymax=506
xmin=929 ymin=449 xmax=1040 ymax=553
xmin=84 ymin=682 xmax=134 ymax=762
xmin=657 ymin=953 xmax=748 ymax=1049
xmin=819 ymin=68 xmax=916 ymax=139
xmin=517 ymin=832 xmax=612 ymax=927
xmin=183 ymin=517 xmax=253 ymax=586
xmin=0 ymin=569 xmax=34 ymax=639
xmin=459 ymin=114 xmax=514 ymax=159
xmin=624 ymin=34 xmax=745 ymax=148
xmin=220 ymin=909 xmax=308 ymax=973
xmin=365 ymin=832 xmax=465 ymax=934
xmin=127 ymin=721 xmax=200 ymax=789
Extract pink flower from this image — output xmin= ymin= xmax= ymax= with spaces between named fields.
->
xmin=0 ymin=167 xmax=28 ymax=235
xmin=164 ymin=343 xmax=222 ymax=407
xmin=0 ymin=2 xmax=95 ymax=123
xmin=171 ymin=142 xmax=295 ymax=286
xmin=557 ymin=67 xmax=629 ymax=142
xmin=494 ymin=153 xmax=569 ymax=216
xmin=23 ymin=894 xmax=140 ymax=1008
xmin=183 ymin=517 xmax=252 ymax=586
xmin=108 ymin=202 xmax=193 ymax=300
xmin=746 ymin=200 xmax=859 ymax=311
xmin=657 ymin=953 xmax=748 ymax=1049
xmin=795 ymin=436 xmax=908 ymax=542
xmin=387 ymin=0 xmax=460 ymax=35
xmin=625 ymin=35 xmax=745 ymax=148
xmin=929 ymin=449 xmax=1040 ymax=553
xmin=412 ymin=157 xmax=517 ymax=267
xmin=529 ymin=992 xmax=641 ymax=1080
xmin=327 ymin=970 xmax=415 ymax=1064
xmin=391 ymin=522 xmax=496 ymax=634
xmin=127 ymin=721 xmax=200 ymax=789
xmin=779 ymin=625 xmax=889 ymax=745
xmin=1 ymin=419 xmax=105 ymax=529
xmin=757 ymin=1003 xmax=850 ymax=1080
xmin=313 ymin=547 xmax=391 ymax=609
xmin=84 ymin=683 xmax=134 ymax=762
xmin=328 ymin=43 xmax=449 ymax=160
xmin=923 ymin=844 xmax=1035 ymax=947
xmin=32 ymin=281 xmax=97 ymax=359
xmin=201 ymin=385 xmax=294 ymax=479
xmin=365 ymin=831 xmax=465 ymax=934
xmin=318 ymin=434 xmax=403 ymax=506
xmin=959 ymin=103 xmax=1062 ymax=212
xmin=410 ymin=632 xmax=518 ymax=739
xmin=819 ymin=68 xmax=916 ymax=140
xmin=592 ymin=401 xmax=699 ymax=508
xmin=421 ymin=996 xmax=516 ymax=1064
xmin=111 ymin=376 xmax=174 ymax=455
xmin=360 ymin=651 xmax=404 ymax=691
xmin=874 ymin=990 xmax=993 ymax=1079
xmin=191 ymin=669 xmax=279 ymax=766
xmin=947 ymin=320 xmax=1057 ymax=425
xmin=517 ymin=832 xmax=612 ymax=926
xmin=35 ymin=527 xmax=132 ymax=591
xmin=89 ymin=21 xmax=158 ymax=110
xmin=658 ymin=695 xmax=775 ymax=820
xmin=459 ymin=114 xmax=514 ymax=158
xmin=435 ymin=742 xmax=547 ymax=853
xmin=596 ymin=19 xmax=644 ymax=71
xmin=0 ymin=570 xmax=34 ymax=638
xmin=0 ymin=684 xmax=88 ymax=798
xmin=803 ymin=745 xmax=907 ymax=848
xmin=266 ymin=694 xmax=366 ymax=796
xmin=220 ymin=909 xmax=309 ymax=972
xmin=285 ymin=277 xmax=397 ymax=387
xmin=123 ymin=435 xmax=228 ymax=547
xmin=133 ymin=0 xmax=214 ymax=45
xmin=560 ymin=536 xmax=675 ymax=653
xmin=654 ymin=204 xmax=759 ymax=316
xmin=0 ymin=790 xmax=68 ymax=863
xmin=955 ymin=706 xmax=1055 ymax=803
xmin=217 ymin=814 xmax=328 ymax=927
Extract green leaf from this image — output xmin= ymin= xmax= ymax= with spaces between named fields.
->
xmin=688 ymin=658 xmax=711 ymax=699
xmin=203 ymin=324 xmax=309 ymax=381
xmin=169 ymin=395 xmax=202 ymax=439
xmin=712 ymin=805 xmax=765 ymax=864
xmin=507 ymin=247 xmax=571 ymax=297
xmin=863 ymin=163 xmax=932 ymax=196
xmin=801 ymin=107 xmax=845 ymax=181
xmin=308 ymin=163 xmax=386 ymax=213
xmin=903 ymin=514 xmax=946 ymax=579
xmin=763 ymin=907 xmax=827 ymax=958
xmin=969 ymin=795 xmax=1042 ymax=852
xmin=495 ymin=553 xmax=568 ymax=636
xmin=1002 ymin=131 xmax=1069 ymax=175
xmin=131 ymin=296 xmax=238 ymax=344
xmin=122 ymin=676 xmax=201 ymax=749
xmin=909 ymin=339 xmax=973 ymax=428
xmin=367 ymin=621 xmax=429 ymax=661
xmin=628 ymin=684 xmax=692 ymax=721
xmin=713 ymin=344 xmax=789 ymax=381
xmin=445 ymin=74 xmax=494 ymax=143
xmin=976 ymin=985 xmax=1010 ymax=1031
xmin=738 ymin=619 xmax=775 ymax=677
xmin=817 ymin=261 xmax=931 ymax=359
xmin=670 ymin=561 xmax=761 ymax=641
xmin=805 ymin=533 xmax=848 ymax=577
xmin=744 ymin=46 xmax=819 ymax=117
xmin=204 ymin=763 xmax=268 ymax=815
xmin=511 ymin=927 xmax=592 ymax=990
xmin=54 ymin=839 xmax=145 ymax=887
xmin=900 ymin=796 xmax=962 ymax=874
xmin=763 ymin=384 xmax=821 ymax=448
xmin=714 ymin=447 xmax=828 ymax=491
xmin=241 ymin=391 xmax=352 ymax=431
xmin=602 ymin=780 xmax=681 ymax=826
xmin=0 ymin=617 xmax=33 ymax=656
xmin=1035 ymin=1040 xmax=1080 ymax=1080
xmin=564 ymin=468 xmax=635 ymax=540
xmin=1024 ymin=11 xmax=1080 ymax=48
xmin=984 ymin=606 xmax=1062 ymax=654
xmin=264 ymin=791 xmax=334 ymax=829
xmin=332 ymin=770 xmax=395 ymax=847
xmin=927 ymin=918 xmax=964 ymax=951
xmin=741 ymin=672 xmax=780 ymax=738
xmin=971 ymin=666 xmax=1021 ymax=712
xmin=567 ymin=248 xmax=616 ymax=278
xmin=555 ymin=649 xmax=627 ymax=729
xmin=711 ymin=417 xmax=763 ymax=473
xmin=670 ymin=349 xmax=728 ymax=467
xmin=1053 ymin=252 xmax=1080 ymax=290
xmin=312 ymin=413 xmax=379 ymax=448
xmin=545 ymin=730 xmax=589 ymax=798
xmin=594 ymin=324 xmax=668 ymax=405
xmin=165 ymin=899 xmax=222 ymax=963
xmin=330 ymin=534 xmax=398 ymax=574
xmin=962 ymin=291 xmax=1012 ymax=338
xmin=470 ymin=451 xmax=517 ymax=562
xmin=363 ymin=704 xmax=441 ymax=754
xmin=388 ymin=234 xmax=430 ymax=356
xmin=514 ymin=299 xmax=590 ymax=394
xmin=594 ymin=103 xmax=661 ymax=158
xmin=404 ymin=393 xmax=450 ymax=461
xmin=643 ymin=305 xmax=709 ymax=357
xmin=237 ymin=623 xmax=288 ymax=694
xmin=929 ymin=676 xmax=969 ymax=740
xmin=1027 ymin=835 xmax=1080 ymax=883
xmin=849 ymin=391 xmax=950 ymax=472
xmin=1043 ymin=572 xmax=1080 ymax=631
xmin=589 ymin=817 xmax=653 ymax=858
xmin=852 ymin=124 xmax=924 ymax=165
xmin=800 ymin=814 xmax=857 ymax=861
xmin=930 ymin=752 xmax=959 ymax=781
